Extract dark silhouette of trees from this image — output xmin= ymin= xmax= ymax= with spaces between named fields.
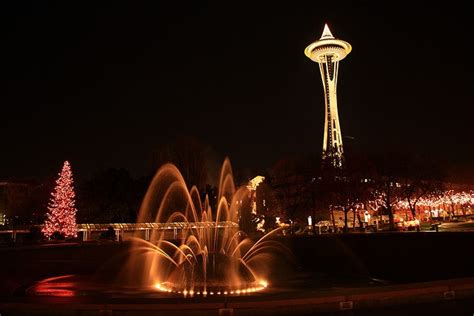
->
xmin=269 ymin=156 xmax=316 ymax=224
xmin=150 ymin=137 xmax=215 ymax=191
xmin=319 ymin=150 xmax=373 ymax=232
xmin=77 ymin=168 xmax=138 ymax=223
xmin=368 ymin=152 xmax=409 ymax=230
xmin=400 ymin=155 xmax=445 ymax=219
xmin=323 ymin=176 xmax=370 ymax=232
xmin=0 ymin=179 xmax=52 ymax=226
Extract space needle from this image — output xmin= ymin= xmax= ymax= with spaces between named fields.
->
xmin=305 ymin=24 xmax=352 ymax=168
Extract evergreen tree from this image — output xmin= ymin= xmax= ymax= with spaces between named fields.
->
xmin=42 ymin=161 xmax=77 ymax=239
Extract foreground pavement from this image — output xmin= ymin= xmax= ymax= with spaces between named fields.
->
xmin=1 ymin=277 xmax=474 ymax=315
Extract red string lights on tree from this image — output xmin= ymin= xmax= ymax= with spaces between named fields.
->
xmin=42 ymin=161 xmax=78 ymax=239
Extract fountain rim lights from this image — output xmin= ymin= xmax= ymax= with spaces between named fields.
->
xmin=154 ymin=279 xmax=269 ymax=297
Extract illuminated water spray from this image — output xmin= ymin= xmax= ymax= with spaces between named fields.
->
xmin=120 ymin=158 xmax=286 ymax=296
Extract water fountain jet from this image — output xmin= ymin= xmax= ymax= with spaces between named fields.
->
xmin=119 ymin=158 xmax=286 ymax=296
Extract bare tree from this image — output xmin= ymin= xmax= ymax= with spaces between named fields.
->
xmin=402 ymin=178 xmax=444 ymax=220
xmin=400 ymin=154 xmax=445 ymax=219
xmin=370 ymin=152 xmax=407 ymax=231
xmin=321 ymin=152 xmax=372 ymax=233
xmin=269 ymin=156 xmax=315 ymax=230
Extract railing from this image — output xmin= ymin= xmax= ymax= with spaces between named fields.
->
xmin=76 ymin=221 xmax=239 ymax=231
xmin=0 ymin=221 xmax=239 ymax=242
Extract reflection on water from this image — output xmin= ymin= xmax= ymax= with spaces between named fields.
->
xmin=26 ymin=274 xmax=271 ymax=298
xmin=27 ymin=275 xmax=76 ymax=297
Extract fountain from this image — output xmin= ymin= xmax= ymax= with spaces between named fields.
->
xmin=117 ymin=157 xmax=286 ymax=296
xmin=25 ymin=158 xmax=288 ymax=299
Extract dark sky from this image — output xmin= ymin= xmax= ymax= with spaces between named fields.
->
xmin=1 ymin=1 xmax=473 ymax=182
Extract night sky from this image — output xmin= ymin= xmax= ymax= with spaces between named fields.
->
xmin=1 ymin=1 xmax=473 ymax=182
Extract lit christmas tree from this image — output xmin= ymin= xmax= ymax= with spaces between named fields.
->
xmin=42 ymin=161 xmax=78 ymax=239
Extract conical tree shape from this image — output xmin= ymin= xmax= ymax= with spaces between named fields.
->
xmin=42 ymin=161 xmax=78 ymax=239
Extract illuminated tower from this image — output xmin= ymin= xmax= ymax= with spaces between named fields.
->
xmin=305 ymin=24 xmax=351 ymax=168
